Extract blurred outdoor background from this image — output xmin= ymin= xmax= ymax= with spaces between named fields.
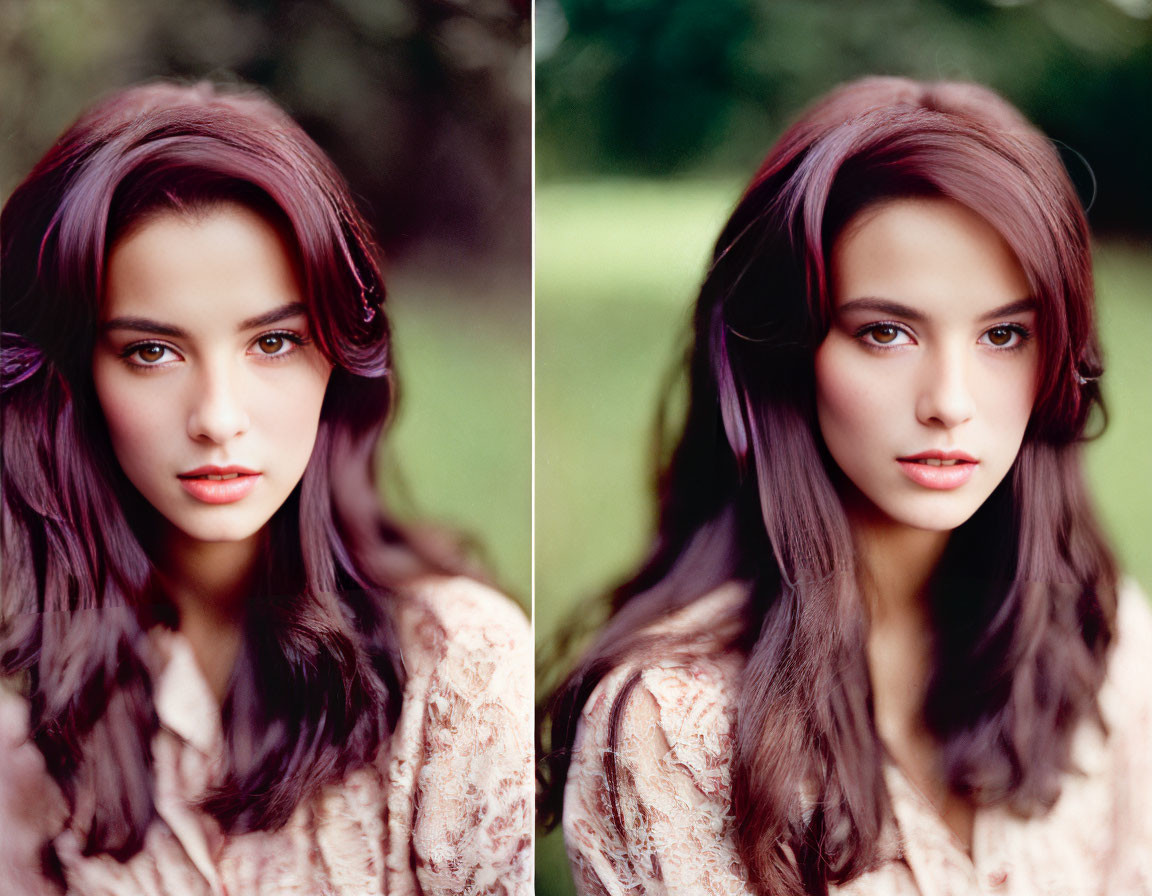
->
xmin=536 ymin=0 xmax=1152 ymax=892
xmin=0 ymin=0 xmax=531 ymax=605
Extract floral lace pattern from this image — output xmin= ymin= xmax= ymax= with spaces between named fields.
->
xmin=564 ymin=582 xmax=1152 ymax=895
xmin=0 ymin=576 xmax=532 ymax=895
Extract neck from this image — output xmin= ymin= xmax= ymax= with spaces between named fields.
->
xmin=154 ymin=527 xmax=262 ymax=702
xmin=846 ymin=501 xmax=976 ymax=853
xmin=846 ymin=502 xmax=950 ymax=627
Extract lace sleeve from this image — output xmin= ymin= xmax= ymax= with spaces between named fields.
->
xmin=1101 ymin=581 xmax=1152 ymax=892
xmin=0 ymin=686 xmax=67 ymax=896
xmin=563 ymin=658 xmax=754 ymax=896
xmin=407 ymin=579 xmax=533 ymax=896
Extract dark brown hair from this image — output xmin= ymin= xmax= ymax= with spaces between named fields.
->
xmin=1 ymin=82 xmax=453 ymax=861
xmin=541 ymin=77 xmax=1116 ymax=895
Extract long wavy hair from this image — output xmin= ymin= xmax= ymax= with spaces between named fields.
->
xmin=1 ymin=81 xmax=455 ymax=862
xmin=540 ymin=77 xmax=1117 ymax=895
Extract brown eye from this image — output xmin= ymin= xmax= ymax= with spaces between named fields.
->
xmin=137 ymin=344 xmax=166 ymax=363
xmin=986 ymin=327 xmax=1012 ymax=347
xmin=872 ymin=325 xmax=899 ymax=344
xmin=258 ymin=334 xmax=285 ymax=355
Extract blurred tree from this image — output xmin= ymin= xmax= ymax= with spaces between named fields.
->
xmin=537 ymin=0 xmax=1152 ymax=234
xmin=0 ymin=0 xmax=531 ymax=268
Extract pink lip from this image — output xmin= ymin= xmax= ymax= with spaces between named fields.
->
xmin=899 ymin=450 xmax=978 ymax=464
xmin=177 ymin=466 xmax=261 ymax=505
xmin=897 ymin=451 xmax=978 ymax=491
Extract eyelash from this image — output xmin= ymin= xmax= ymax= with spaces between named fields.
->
xmin=853 ymin=321 xmax=1033 ymax=352
xmin=118 ymin=330 xmax=310 ymax=369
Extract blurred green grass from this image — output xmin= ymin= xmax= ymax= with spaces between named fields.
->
xmin=536 ymin=180 xmax=742 ymax=645
xmin=379 ymin=272 xmax=530 ymax=608
xmin=535 ymin=178 xmax=1152 ymax=896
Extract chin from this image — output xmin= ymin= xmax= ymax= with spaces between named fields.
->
xmin=195 ymin=529 xmax=263 ymax=545
xmin=883 ymin=497 xmax=985 ymax=534
xmin=168 ymin=515 xmax=268 ymax=546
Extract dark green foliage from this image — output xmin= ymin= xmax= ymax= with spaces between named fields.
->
xmin=1 ymin=0 xmax=530 ymax=264
xmin=537 ymin=0 xmax=1152 ymax=235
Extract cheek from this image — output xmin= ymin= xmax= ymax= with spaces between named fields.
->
xmin=92 ymin=364 xmax=168 ymax=474
xmin=985 ymin=364 xmax=1038 ymax=444
xmin=814 ymin=342 xmax=887 ymax=456
xmin=254 ymin=366 xmax=331 ymax=460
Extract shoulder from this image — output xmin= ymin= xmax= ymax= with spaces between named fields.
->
xmin=391 ymin=574 xmax=531 ymax=756
xmin=568 ymin=646 xmax=742 ymax=825
xmin=572 ymin=582 xmax=746 ymax=770
xmin=563 ymin=584 xmax=751 ymax=893
xmin=574 ymin=646 xmax=742 ymax=790
xmin=1099 ymin=578 xmax=1152 ymax=727
xmin=1062 ymin=579 xmax=1152 ymax=890
xmin=389 ymin=577 xmax=532 ymax=894
xmin=1094 ymin=578 xmax=1152 ymax=787
xmin=0 ymin=683 xmax=65 ymax=824
xmin=0 ymin=684 xmax=67 ymax=895
xmin=394 ymin=574 xmax=530 ymax=678
xmin=1113 ymin=578 xmax=1152 ymax=664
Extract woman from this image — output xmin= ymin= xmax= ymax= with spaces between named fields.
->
xmin=0 ymin=82 xmax=531 ymax=895
xmin=541 ymin=78 xmax=1152 ymax=894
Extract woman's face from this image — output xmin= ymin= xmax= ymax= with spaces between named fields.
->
xmin=814 ymin=196 xmax=1038 ymax=533
xmin=92 ymin=202 xmax=332 ymax=547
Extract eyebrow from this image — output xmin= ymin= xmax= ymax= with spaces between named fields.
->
xmin=835 ymin=297 xmax=1037 ymax=322
xmin=238 ymin=302 xmax=309 ymax=331
xmin=102 ymin=302 xmax=309 ymax=337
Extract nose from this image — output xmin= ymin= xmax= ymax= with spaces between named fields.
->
xmin=187 ymin=361 xmax=250 ymax=444
xmin=915 ymin=345 xmax=975 ymax=429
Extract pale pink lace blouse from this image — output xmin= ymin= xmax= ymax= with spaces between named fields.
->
xmin=565 ymin=582 xmax=1152 ymax=896
xmin=0 ymin=576 xmax=532 ymax=896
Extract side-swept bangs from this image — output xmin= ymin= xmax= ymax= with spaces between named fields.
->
xmin=710 ymin=79 xmax=1101 ymax=457
xmin=7 ymin=82 xmax=389 ymax=393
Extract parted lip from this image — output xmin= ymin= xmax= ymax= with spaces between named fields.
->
xmin=177 ymin=465 xmax=260 ymax=479
xmin=897 ymin=450 xmax=978 ymax=463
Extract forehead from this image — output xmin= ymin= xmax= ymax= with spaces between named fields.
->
xmin=102 ymin=203 xmax=305 ymax=324
xmin=830 ymin=197 xmax=1032 ymax=318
